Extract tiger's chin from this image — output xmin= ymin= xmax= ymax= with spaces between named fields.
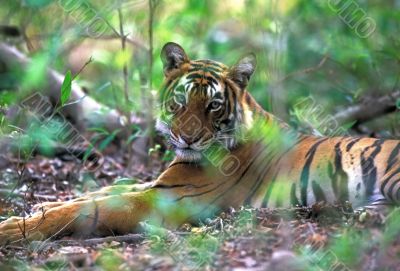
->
xmin=175 ymin=148 xmax=203 ymax=162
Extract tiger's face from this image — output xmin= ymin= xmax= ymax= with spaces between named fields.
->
xmin=156 ymin=42 xmax=256 ymax=162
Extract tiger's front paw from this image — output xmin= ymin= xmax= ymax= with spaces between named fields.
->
xmin=0 ymin=215 xmax=47 ymax=245
xmin=0 ymin=203 xmax=79 ymax=246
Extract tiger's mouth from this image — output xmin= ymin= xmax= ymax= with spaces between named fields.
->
xmin=155 ymin=119 xmax=207 ymax=162
xmin=175 ymin=147 xmax=203 ymax=162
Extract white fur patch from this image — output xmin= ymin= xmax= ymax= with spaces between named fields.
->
xmin=175 ymin=148 xmax=202 ymax=162
xmin=155 ymin=118 xmax=169 ymax=135
xmin=243 ymin=108 xmax=254 ymax=128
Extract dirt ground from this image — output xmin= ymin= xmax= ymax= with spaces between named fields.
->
xmin=0 ymin=147 xmax=399 ymax=271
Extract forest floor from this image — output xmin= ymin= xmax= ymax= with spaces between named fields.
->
xmin=0 ymin=145 xmax=399 ymax=271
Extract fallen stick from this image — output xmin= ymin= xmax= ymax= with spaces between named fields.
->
xmin=53 ymin=233 xmax=144 ymax=246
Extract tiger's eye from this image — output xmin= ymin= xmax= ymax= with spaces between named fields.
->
xmin=209 ymin=101 xmax=222 ymax=110
xmin=166 ymin=100 xmax=179 ymax=113
xmin=174 ymin=94 xmax=186 ymax=105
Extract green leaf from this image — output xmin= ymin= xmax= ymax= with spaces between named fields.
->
xmin=396 ymin=98 xmax=400 ymax=109
xmin=98 ymin=129 xmax=120 ymax=151
xmin=60 ymin=70 xmax=72 ymax=106
xmin=126 ymin=127 xmax=142 ymax=145
xmin=83 ymin=145 xmax=95 ymax=162
xmin=87 ymin=127 xmax=110 ymax=135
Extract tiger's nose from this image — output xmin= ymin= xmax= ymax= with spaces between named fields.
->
xmin=181 ymin=135 xmax=194 ymax=145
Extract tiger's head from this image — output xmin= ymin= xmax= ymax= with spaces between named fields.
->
xmin=156 ymin=42 xmax=257 ymax=162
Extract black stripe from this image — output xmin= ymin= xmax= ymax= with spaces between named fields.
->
xmin=261 ymin=172 xmax=278 ymax=208
xmin=331 ymin=143 xmax=340 ymax=197
xmin=361 ymin=139 xmax=385 ymax=197
xmin=300 ymin=138 xmax=330 ymax=206
xmin=223 ymin=84 xmax=231 ymax=119
xmin=332 ymin=141 xmax=349 ymax=202
xmin=202 ymin=60 xmax=225 ymax=70
xmin=380 ymin=167 xmax=400 ymax=198
xmin=173 ymin=187 xmax=220 ymax=201
xmin=290 ymin=183 xmax=300 ymax=206
xmin=231 ymin=86 xmax=237 ymax=121
xmin=213 ymin=92 xmax=223 ymax=100
xmin=188 ymin=66 xmax=223 ymax=74
xmin=208 ymin=70 xmax=222 ymax=79
xmin=168 ymin=161 xmax=198 ymax=168
xmin=185 ymin=73 xmax=202 ymax=80
xmin=312 ymin=180 xmax=327 ymax=202
xmin=385 ymin=142 xmax=400 ymax=174
xmin=206 ymin=76 xmax=219 ymax=86
xmin=186 ymin=73 xmax=219 ymax=86
xmin=191 ymin=61 xmax=225 ymax=70
xmin=387 ymin=179 xmax=400 ymax=201
xmin=346 ymin=137 xmax=362 ymax=152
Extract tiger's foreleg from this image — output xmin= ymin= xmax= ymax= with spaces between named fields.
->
xmin=0 ymin=188 xmax=168 ymax=245
xmin=0 ymin=160 xmax=234 ymax=245
xmin=32 ymin=182 xmax=153 ymax=212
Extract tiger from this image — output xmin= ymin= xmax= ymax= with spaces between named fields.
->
xmin=0 ymin=42 xmax=399 ymax=245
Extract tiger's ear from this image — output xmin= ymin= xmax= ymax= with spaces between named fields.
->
xmin=161 ymin=42 xmax=189 ymax=75
xmin=228 ymin=53 xmax=257 ymax=89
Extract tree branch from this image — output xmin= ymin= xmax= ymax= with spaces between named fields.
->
xmin=0 ymin=43 xmax=130 ymax=134
xmin=334 ymin=90 xmax=400 ymax=126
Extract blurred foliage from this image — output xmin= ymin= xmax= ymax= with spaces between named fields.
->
xmin=1 ymin=0 xmax=399 ymax=132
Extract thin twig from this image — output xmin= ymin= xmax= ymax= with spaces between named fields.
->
xmin=117 ymin=7 xmax=135 ymax=176
xmin=148 ymin=0 xmax=155 ymax=92
xmin=118 ymin=8 xmax=130 ymax=104
xmin=72 ymin=56 xmax=93 ymax=80
xmin=147 ymin=0 xmax=159 ymax=150
xmin=276 ymin=54 xmax=329 ymax=85
xmin=54 ymin=233 xmax=144 ymax=246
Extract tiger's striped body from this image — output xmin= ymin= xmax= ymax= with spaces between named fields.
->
xmin=156 ymin=42 xmax=400 ymax=209
xmin=240 ymin=135 xmax=400 ymax=208
xmin=0 ymin=42 xmax=398 ymax=244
